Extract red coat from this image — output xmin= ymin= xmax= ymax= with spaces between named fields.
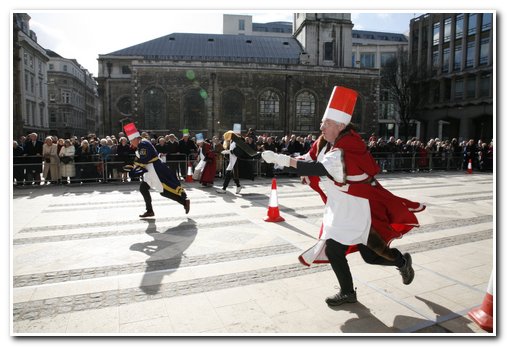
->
xmin=199 ymin=142 xmax=216 ymax=185
xmin=305 ymin=132 xmax=424 ymax=254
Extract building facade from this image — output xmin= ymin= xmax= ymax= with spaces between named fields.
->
xmin=409 ymin=13 xmax=494 ymax=142
xmin=13 ymin=13 xmax=50 ymax=139
xmin=46 ymin=50 xmax=100 ymax=138
xmin=13 ymin=13 xmax=101 ymax=140
xmin=351 ymin=30 xmax=410 ymax=139
xmin=97 ymin=13 xmax=380 ymax=139
xmin=223 ymin=14 xmax=292 ymax=37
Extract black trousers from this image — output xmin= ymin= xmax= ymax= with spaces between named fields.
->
xmin=222 ymin=169 xmax=240 ymax=189
xmin=325 ymin=232 xmax=405 ymax=294
xmin=140 ymin=181 xmax=188 ymax=211
xmin=140 ymin=181 xmax=153 ymax=212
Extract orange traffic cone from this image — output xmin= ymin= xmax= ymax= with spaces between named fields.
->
xmin=467 ymin=159 xmax=473 ymax=174
xmin=264 ymin=178 xmax=285 ymax=223
xmin=468 ymin=272 xmax=494 ymax=333
xmin=185 ymin=162 xmax=193 ymax=183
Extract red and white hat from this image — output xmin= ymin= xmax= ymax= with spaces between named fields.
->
xmin=321 ymin=86 xmax=358 ymax=125
xmin=124 ymin=122 xmax=140 ymax=141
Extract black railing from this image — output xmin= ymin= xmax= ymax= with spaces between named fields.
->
xmin=12 ymin=152 xmax=491 ymax=186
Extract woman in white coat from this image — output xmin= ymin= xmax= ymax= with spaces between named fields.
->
xmin=59 ymin=139 xmax=76 ymax=183
xmin=42 ymin=136 xmax=60 ymax=184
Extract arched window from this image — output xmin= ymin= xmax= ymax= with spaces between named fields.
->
xmin=183 ymin=89 xmax=206 ymax=131
xmin=294 ymin=91 xmax=316 ymax=132
xmin=117 ymin=96 xmax=132 ymax=116
xmin=143 ymin=88 xmax=165 ymax=130
xmin=259 ymin=90 xmax=281 ymax=130
xmin=221 ymin=89 xmax=244 ymax=130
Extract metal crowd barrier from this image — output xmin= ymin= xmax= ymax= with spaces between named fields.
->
xmin=13 ymin=153 xmax=198 ymax=185
xmin=13 ymin=151 xmax=481 ymax=186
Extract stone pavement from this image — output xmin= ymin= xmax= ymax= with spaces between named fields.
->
xmin=11 ymin=172 xmax=495 ymax=335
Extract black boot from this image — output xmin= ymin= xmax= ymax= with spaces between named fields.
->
xmin=398 ymin=253 xmax=414 ymax=285
xmin=139 ymin=210 xmax=154 ymax=218
xmin=183 ymin=199 xmax=190 ymax=214
xmin=325 ymin=290 xmax=357 ymax=306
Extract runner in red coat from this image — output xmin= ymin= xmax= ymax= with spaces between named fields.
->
xmin=262 ymin=86 xmax=426 ymax=307
xmin=198 ymin=140 xmax=217 ymax=187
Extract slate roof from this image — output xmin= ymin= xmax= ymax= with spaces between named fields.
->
xmin=106 ymin=33 xmax=302 ymax=64
xmin=252 ymin=21 xmax=292 ymax=34
xmin=352 ymin=30 xmax=408 ymax=42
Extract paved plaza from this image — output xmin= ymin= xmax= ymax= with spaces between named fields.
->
xmin=11 ymin=171 xmax=494 ymax=335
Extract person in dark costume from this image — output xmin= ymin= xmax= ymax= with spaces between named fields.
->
xmin=123 ymin=123 xmax=190 ymax=218
xmin=216 ymin=130 xmax=258 ymax=195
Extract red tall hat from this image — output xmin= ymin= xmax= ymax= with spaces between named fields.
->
xmin=124 ymin=123 xmax=140 ymax=141
xmin=322 ymin=86 xmax=358 ymax=125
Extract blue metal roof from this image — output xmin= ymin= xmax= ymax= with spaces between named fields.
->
xmin=106 ymin=33 xmax=302 ymax=64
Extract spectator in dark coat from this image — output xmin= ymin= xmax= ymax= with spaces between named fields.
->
xmin=75 ymin=139 xmax=97 ymax=182
xmin=23 ymin=133 xmax=44 ymax=184
xmin=13 ymin=141 xmax=25 ymax=185
xmin=165 ymin=134 xmax=182 ymax=179
xmin=178 ymin=133 xmax=197 ymax=179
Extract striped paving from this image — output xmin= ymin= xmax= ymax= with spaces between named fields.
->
xmin=12 ymin=172 xmax=495 ymax=334
xmin=12 ymin=228 xmax=492 ymax=322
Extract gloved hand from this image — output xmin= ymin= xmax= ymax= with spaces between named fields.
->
xmin=221 ymin=150 xmax=230 ymax=155
xmin=261 ymin=151 xmax=291 ymax=168
xmin=123 ymin=164 xmax=134 ymax=172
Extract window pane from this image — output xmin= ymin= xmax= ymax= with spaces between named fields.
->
xmin=433 ymin=22 xmax=440 ymax=45
xmin=455 ymin=79 xmax=464 ymax=99
xmin=480 ymin=38 xmax=489 ymax=65
xmin=466 ymin=77 xmax=476 ymax=98
xmin=468 ymin=14 xmax=477 ymax=36
xmin=295 ymin=91 xmax=316 ymax=131
xmin=259 ymin=90 xmax=280 ymax=129
xmin=480 ymin=74 xmax=491 ymax=97
xmin=432 ymin=50 xmax=439 ymax=70
xmin=360 ymin=52 xmax=375 ymax=68
xmin=381 ymin=52 xmax=395 ymax=67
xmin=442 ymin=48 xmax=450 ymax=72
xmin=324 ymin=42 xmax=333 ymax=61
xmin=466 ymin=41 xmax=475 ymax=67
xmin=456 ymin=14 xmax=464 ymax=39
xmin=454 ymin=45 xmax=462 ymax=70
xmin=444 ymin=18 xmax=451 ymax=42
xmin=482 ymin=13 xmax=492 ymax=31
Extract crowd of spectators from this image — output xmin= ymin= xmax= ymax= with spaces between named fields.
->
xmin=13 ymin=129 xmax=494 ymax=186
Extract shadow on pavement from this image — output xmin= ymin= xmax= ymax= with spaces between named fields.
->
xmin=333 ymin=296 xmax=475 ymax=333
xmin=129 ymin=218 xmax=198 ymax=295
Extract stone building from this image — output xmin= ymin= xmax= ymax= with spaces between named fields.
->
xmin=409 ymin=13 xmax=494 ymax=142
xmin=46 ymin=49 xmax=100 ymax=138
xmin=13 ymin=13 xmax=101 ymax=140
xmin=351 ymin=30 xmax=410 ymax=139
xmin=97 ymin=13 xmax=380 ymax=139
xmin=223 ymin=14 xmax=292 ymax=37
xmin=13 ymin=13 xmax=50 ymax=139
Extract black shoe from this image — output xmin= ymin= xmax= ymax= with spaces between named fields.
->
xmin=184 ymin=199 xmax=190 ymax=214
xmin=325 ymin=290 xmax=357 ymax=306
xmin=398 ymin=253 xmax=414 ymax=285
xmin=139 ymin=211 xmax=154 ymax=218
